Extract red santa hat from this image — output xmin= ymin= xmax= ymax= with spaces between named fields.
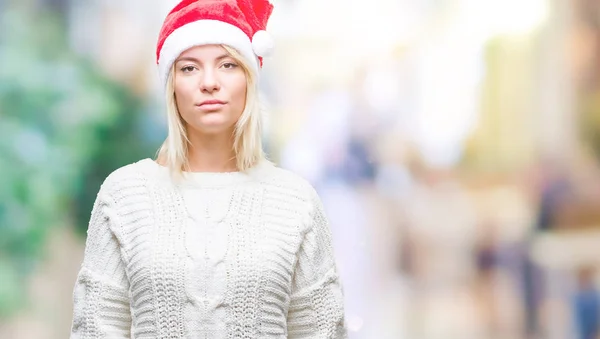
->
xmin=156 ymin=0 xmax=275 ymax=89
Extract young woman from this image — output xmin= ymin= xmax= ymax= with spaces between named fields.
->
xmin=70 ymin=0 xmax=347 ymax=338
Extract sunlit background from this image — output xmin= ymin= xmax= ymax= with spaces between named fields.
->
xmin=2 ymin=0 xmax=600 ymax=338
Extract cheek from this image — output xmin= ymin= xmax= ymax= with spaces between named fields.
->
xmin=174 ymin=80 xmax=197 ymax=126
xmin=174 ymin=76 xmax=195 ymax=107
xmin=233 ymin=76 xmax=247 ymax=112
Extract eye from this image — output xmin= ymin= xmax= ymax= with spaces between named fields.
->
xmin=180 ymin=65 xmax=197 ymax=73
xmin=221 ymin=62 xmax=239 ymax=69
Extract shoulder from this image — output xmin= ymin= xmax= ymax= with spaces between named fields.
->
xmin=259 ymin=165 xmax=332 ymax=239
xmin=255 ymin=161 xmax=323 ymax=216
xmin=98 ymin=158 xmax=158 ymax=200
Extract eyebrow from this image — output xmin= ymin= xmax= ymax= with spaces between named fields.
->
xmin=175 ymin=54 xmax=231 ymax=64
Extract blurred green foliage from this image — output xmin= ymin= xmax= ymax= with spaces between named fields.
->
xmin=0 ymin=6 xmax=160 ymax=318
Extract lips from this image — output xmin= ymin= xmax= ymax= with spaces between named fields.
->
xmin=199 ymin=99 xmax=226 ymax=106
xmin=196 ymin=99 xmax=226 ymax=111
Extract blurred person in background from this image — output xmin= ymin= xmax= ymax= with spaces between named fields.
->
xmin=280 ymin=88 xmax=376 ymax=337
xmin=474 ymin=222 xmax=502 ymax=337
xmin=69 ymin=1 xmax=347 ymax=338
xmin=522 ymin=159 xmax=572 ymax=338
xmin=572 ymin=266 xmax=600 ymax=339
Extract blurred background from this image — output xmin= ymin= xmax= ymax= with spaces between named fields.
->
xmin=2 ymin=0 xmax=600 ymax=338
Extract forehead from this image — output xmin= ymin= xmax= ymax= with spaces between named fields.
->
xmin=177 ymin=44 xmax=231 ymax=61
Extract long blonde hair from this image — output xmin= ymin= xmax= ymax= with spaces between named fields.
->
xmin=156 ymin=45 xmax=268 ymax=177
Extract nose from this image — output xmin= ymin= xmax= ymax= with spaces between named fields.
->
xmin=199 ymin=68 xmax=220 ymax=93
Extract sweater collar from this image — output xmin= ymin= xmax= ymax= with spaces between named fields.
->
xmin=140 ymin=158 xmax=271 ymax=187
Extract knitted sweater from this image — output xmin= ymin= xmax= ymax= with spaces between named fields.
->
xmin=70 ymin=158 xmax=347 ymax=339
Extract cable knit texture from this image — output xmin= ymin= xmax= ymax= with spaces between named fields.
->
xmin=70 ymin=158 xmax=347 ymax=339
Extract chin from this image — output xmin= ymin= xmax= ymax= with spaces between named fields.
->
xmin=183 ymin=112 xmax=239 ymax=135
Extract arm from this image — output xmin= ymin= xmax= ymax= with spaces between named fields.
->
xmin=70 ymin=182 xmax=131 ymax=338
xmin=287 ymin=187 xmax=347 ymax=339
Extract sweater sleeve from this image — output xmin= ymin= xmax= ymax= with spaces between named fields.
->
xmin=286 ymin=187 xmax=348 ymax=339
xmin=70 ymin=182 xmax=132 ymax=338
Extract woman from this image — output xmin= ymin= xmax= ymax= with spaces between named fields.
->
xmin=70 ymin=0 xmax=347 ymax=338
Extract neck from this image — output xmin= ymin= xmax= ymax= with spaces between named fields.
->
xmin=186 ymin=129 xmax=238 ymax=172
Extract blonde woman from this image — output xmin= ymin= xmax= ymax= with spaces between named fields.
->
xmin=69 ymin=0 xmax=347 ymax=338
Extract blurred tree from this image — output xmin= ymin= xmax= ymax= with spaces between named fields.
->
xmin=0 ymin=5 xmax=158 ymax=318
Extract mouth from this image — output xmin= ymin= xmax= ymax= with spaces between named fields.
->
xmin=196 ymin=100 xmax=227 ymax=111
xmin=196 ymin=99 xmax=227 ymax=111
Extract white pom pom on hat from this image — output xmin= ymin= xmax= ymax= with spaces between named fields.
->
xmin=252 ymin=30 xmax=274 ymax=57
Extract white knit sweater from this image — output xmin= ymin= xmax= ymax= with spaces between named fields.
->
xmin=70 ymin=158 xmax=347 ymax=339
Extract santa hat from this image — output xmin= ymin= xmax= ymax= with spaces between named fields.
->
xmin=156 ymin=0 xmax=275 ymax=89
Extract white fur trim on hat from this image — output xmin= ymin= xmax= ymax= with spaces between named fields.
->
xmin=157 ymin=20 xmax=260 ymax=89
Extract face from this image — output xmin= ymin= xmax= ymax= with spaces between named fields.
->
xmin=173 ymin=44 xmax=247 ymax=136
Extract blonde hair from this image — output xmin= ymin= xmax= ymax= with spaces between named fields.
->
xmin=156 ymin=45 xmax=268 ymax=177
